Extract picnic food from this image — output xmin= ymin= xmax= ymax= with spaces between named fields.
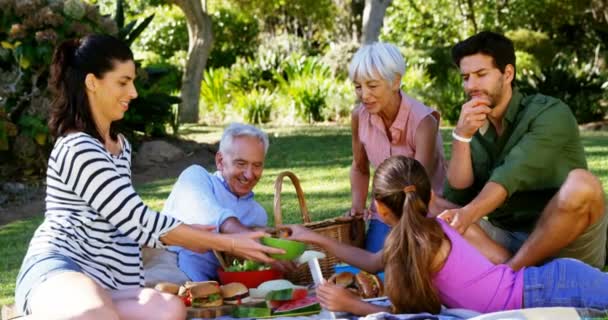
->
xmin=355 ymin=271 xmax=384 ymax=298
xmin=225 ymin=259 xmax=270 ymax=272
xmin=154 ymin=282 xmax=180 ymax=295
xmin=272 ymin=296 xmax=321 ymax=316
xmin=187 ymin=281 xmax=223 ymax=307
xmin=220 ymin=282 xmax=250 ymax=305
xmin=329 ymin=271 xmax=384 ymax=298
xmin=217 ymin=266 xmax=283 ymax=288
xmin=249 ymin=279 xmax=306 ymax=299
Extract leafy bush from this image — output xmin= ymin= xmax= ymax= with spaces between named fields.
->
xmin=508 ymin=29 xmax=608 ymax=123
xmin=0 ymin=0 xmax=117 ymax=178
xmin=207 ymin=8 xmax=260 ymax=68
xmin=135 ymin=5 xmax=188 ymax=60
xmin=321 ymin=40 xmax=359 ymax=79
xmin=200 ymin=67 xmax=231 ymax=123
xmin=121 ymin=64 xmax=181 ymax=138
xmin=233 ymin=89 xmax=274 ymax=125
xmin=324 ymin=79 xmax=356 ymax=123
xmin=275 ymin=56 xmax=332 ymax=123
xmin=517 ymin=52 xmax=608 ymax=123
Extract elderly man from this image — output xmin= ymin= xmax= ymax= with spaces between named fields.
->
xmin=160 ymin=123 xmax=276 ymax=281
xmin=440 ymin=31 xmax=606 ymax=271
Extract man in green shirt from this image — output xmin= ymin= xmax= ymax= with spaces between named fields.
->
xmin=440 ymin=31 xmax=607 ymax=270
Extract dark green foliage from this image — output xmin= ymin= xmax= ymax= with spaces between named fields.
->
xmin=120 ymin=64 xmax=181 ymax=138
xmin=207 ymin=8 xmax=260 ymax=68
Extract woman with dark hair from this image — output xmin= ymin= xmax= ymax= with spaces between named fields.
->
xmin=287 ymin=156 xmax=608 ymax=315
xmin=14 ymin=34 xmax=283 ymax=320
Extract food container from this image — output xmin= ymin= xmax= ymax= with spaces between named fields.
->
xmin=260 ymin=237 xmax=306 ymax=260
xmin=217 ymin=268 xmax=284 ymax=288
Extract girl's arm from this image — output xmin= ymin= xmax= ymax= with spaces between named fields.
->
xmin=316 ymin=283 xmax=389 ymax=316
xmin=462 ymin=222 xmax=511 ymax=264
xmin=286 ymin=225 xmax=384 ymax=273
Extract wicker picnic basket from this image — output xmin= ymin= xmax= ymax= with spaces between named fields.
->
xmin=273 ymin=171 xmax=366 ymax=285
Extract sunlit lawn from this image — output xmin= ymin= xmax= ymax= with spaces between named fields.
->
xmin=1 ymin=125 xmax=607 ymax=306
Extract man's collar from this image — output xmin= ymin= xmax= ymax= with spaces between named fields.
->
xmin=214 ymin=171 xmax=255 ymax=200
xmin=504 ymin=86 xmax=523 ymax=125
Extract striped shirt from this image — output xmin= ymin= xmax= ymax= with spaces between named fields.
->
xmin=21 ymin=132 xmax=181 ymax=291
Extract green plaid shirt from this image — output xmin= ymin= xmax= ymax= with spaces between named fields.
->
xmin=445 ymin=88 xmax=587 ymax=232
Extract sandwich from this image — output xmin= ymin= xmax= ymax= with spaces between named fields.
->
xmin=328 ymin=271 xmax=384 ymax=298
xmin=154 ymin=282 xmax=180 ymax=295
xmin=220 ymin=282 xmax=251 ymax=305
xmin=354 ymin=272 xmax=383 ymax=298
xmin=188 ymin=281 xmax=223 ymax=307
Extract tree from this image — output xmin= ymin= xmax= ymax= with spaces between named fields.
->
xmin=361 ymin=0 xmax=392 ymax=43
xmin=169 ymin=0 xmax=213 ymax=123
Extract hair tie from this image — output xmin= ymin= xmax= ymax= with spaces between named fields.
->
xmin=403 ymin=185 xmax=416 ymax=193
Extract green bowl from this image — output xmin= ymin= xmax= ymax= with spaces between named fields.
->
xmin=261 ymin=237 xmax=307 ymax=260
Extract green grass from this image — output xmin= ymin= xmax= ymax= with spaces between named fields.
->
xmin=1 ymin=125 xmax=607 ymax=305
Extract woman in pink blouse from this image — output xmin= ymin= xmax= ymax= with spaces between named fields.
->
xmin=348 ymin=42 xmax=452 ymax=252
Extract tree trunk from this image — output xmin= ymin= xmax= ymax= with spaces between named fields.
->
xmin=171 ymin=0 xmax=213 ymax=124
xmin=361 ymin=0 xmax=392 ymax=44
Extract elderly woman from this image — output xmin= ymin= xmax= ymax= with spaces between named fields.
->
xmin=348 ymin=42 xmax=451 ymax=252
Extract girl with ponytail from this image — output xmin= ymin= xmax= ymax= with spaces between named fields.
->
xmin=286 ymin=155 xmax=608 ymax=315
xmin=14 ymin=34 xmax=283 ymax=320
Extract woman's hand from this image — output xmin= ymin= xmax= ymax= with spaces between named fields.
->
xmin=225 ymin=231 xmax=284 ymax=264
xmin=316 ymin=282 xmax=360 ymax=313
xmin=347 ymin=207 xmax=372 ymax=220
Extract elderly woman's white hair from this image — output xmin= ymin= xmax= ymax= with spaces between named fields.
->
xmin=348 ymin=42 xmax=406 ymax=84
xmin=219 ymin=123 xmax=269 ymax=155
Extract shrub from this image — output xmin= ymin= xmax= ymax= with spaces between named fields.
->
xmin=233 ymin=89 xmax=274 ymax=125
xmin=200 ymin=67 xmax=231 ymax=123
xmin=207 ymin=8 xmax=260 ymax=68
xmin=321 ymin=40 xmax=359 ymax=79
xmin=0 ymin=0 xmax=117 ymax=178
xmin=121 ymin=64 xmax=181 ymax=138
xmin=275 ymin=56 xmax=332 ymax=123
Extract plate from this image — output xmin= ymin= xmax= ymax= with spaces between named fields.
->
xmin=362 ymin=296 xmax=388 ymax=302
xmin=256 ymin=309 xmax=322 ymax=319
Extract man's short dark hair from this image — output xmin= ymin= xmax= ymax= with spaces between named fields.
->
xmin=451 ymin=31 xmax=516 ymax=80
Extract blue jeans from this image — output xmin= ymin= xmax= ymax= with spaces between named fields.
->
xmin=365 ymin=218 xmax=391 ymax=253
xmin=15 ymin=252 xmax=82 ymax=315
xmin=524 ymin=258 xmax=608 ymax=309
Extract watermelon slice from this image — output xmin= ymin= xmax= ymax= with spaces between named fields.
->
xmin=273 ymin=296 xmax=321 ymax=316
xmin=232 ymin=303 xmax=272 ymax=318
xmin=265 ymin=288 xmax=308 ymax=301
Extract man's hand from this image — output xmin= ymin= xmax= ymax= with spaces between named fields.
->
xmin=226 ymin=231 xmax=284 ymax=264
xmin=438 ymin=208 xmax=474 ymax=234
xmin=455 ymin=97 xmax=492 ymax=138
xmin=315 ymin=282 xmax=360 ymax=313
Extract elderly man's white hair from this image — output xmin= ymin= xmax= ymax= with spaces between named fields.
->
xmin=348 ymin=42 xmax=406 ymax=84
xmin=219 ymin=123 xmax=269 ymax=155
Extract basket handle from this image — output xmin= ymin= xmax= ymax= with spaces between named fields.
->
xmin=274 ymin=171 xmax=311 ymax=225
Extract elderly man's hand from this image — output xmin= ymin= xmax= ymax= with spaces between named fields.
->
xmin=438 ymin=208 xmax=473 ymax=234
xmin=226 ymin=231 xmax=284 ymax=264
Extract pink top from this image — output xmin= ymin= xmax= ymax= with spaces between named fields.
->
xmin=357 ymin=91 xmax=446 ymax=217
xmin=433 ymin=219 xmax=524 ymax=312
